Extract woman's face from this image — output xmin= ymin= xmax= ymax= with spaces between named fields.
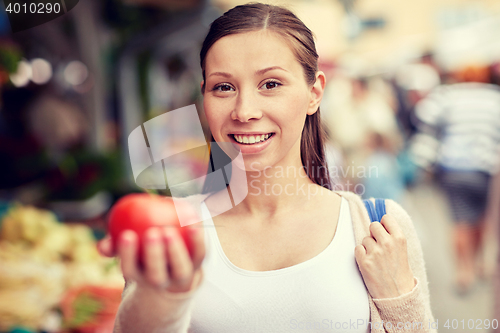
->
xmin=202 ymin=30 xmax=324 ymax=172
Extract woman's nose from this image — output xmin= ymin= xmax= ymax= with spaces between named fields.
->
xmin=231 ymin=90 xmax=262 ymax=122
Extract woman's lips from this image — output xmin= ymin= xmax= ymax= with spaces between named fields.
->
xmin=227 ymin=133 xmax=274 ymax=154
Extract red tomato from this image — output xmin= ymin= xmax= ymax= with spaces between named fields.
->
xmin=107 ymin=193 xmax=192 ymax=260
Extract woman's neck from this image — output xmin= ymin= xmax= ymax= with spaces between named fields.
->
xmin=227 ymin=156 xmax=323 ymax=219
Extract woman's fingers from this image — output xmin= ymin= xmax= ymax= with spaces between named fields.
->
xmin=354 ymin=244 xmax=366 ymax=262
xmin=143 ymin=228 xmax=168 ymax=289
xmin=163 ymin=227 xmax=195 ymax=292
xmin=118 ymin=230 xmax=141 ymax=282
xmin=380 ymin=214 xmax=404 ymax=238
xmin=381 ymin=215 xmax=408 ymax=248
xmin=355 ymin=214 xmax=415 ymax=298
xmin=113 ymin=223 xmax=205 ymax=293
xmin=361 ymin=235 xmax=377 ymax=253
xmin=187 ymin=226 xmax=205 ymax=271
xmin=369 ymin=221 xmax=389 ymax=244
xmin=369 ymin=217 xmax=406 ymax=251
xmin=97 ymin=235 xmax=114 ymax=257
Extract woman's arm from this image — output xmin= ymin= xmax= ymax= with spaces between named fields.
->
xmin=114 ymin=272 xmax=203 ymax=333
xmin=98 ymin=223 xmax=205 ymax=333
xmin=370 ymin=199 xmax=436 ymax=333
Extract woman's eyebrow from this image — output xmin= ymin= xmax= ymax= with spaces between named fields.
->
xmin=255 ymin=66 xmax=288 ymax=75
xmin=208 ymin=71 xmax=232 ymax=78
xmin=207 ymin=66 xmax=288 ymax=79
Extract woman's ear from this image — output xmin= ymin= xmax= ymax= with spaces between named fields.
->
xmin=200 ymin=80 xmax=205 ymax=95
xmin=307 ymin=71 xmax=326 ymax=115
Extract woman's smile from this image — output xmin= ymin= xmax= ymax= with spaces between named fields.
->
xmin=230 ymin=133 xmax=273 ymax=145
xmin=228 ymin=132 xmax=275 ymax=154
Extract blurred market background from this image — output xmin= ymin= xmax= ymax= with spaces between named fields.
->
xmin=1 ymin=0 xmax=500 ymax=332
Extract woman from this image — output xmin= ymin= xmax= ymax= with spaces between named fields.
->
xmin=100 ymin=3 xmax=435 ymax=332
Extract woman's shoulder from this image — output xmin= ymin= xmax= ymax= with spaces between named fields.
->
xmin=336 ymin=190 xmax=410 ymax=218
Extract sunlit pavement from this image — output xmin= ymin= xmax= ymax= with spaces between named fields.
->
xmin=400 ymin=181 xmax=497 ymax=332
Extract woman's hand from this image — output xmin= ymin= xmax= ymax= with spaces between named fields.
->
xmin=97 ymin=223 xmax=205 ymax=294
xmin=354 ymin=214 xmax=415 ymax=299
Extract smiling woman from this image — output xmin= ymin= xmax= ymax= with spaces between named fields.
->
xmin=203 ymin=29 xmax=321 ymax=163
xmin=104 ymin=3 xmax=436 ymax=333
xmin=200 ymin=5 xmax=331 ymax=188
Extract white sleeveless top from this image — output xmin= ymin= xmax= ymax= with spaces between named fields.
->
xmin=188 ymin=197 xmax=370 ymax=332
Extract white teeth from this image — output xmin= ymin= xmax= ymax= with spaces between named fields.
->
xmin=233 ymin=133 xmax=272 ymax=144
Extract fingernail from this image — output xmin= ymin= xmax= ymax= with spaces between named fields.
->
xmin=163 ymin=228 xmax=174 ymax=242
xmin=121 ymin=230 xmax=136 ymax=244
xmin=146 ymin=228 xmax=161 ymax=242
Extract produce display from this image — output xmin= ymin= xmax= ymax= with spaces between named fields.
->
xmin=0 ymin=203 xmax=124 ymax=333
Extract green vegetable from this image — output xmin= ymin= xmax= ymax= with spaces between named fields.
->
xmin=65 ymin=292 xmax=104 ymax=328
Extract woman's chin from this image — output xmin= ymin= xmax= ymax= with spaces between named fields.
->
xmin=243 ymin=158 xmax=275 ymax=173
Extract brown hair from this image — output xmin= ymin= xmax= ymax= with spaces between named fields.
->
xmin=200 ymin=2 xmax=332 ymax=190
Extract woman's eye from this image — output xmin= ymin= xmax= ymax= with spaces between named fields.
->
xmin=213 ymin=84 xmax=234 ymax=92
xmin=262 ymin=81 xmax=281 ymax=90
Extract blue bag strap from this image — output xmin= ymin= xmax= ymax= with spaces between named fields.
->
xmin=375 ymin=198 xmax=386 ymax=221
xmin=363 ymin=199 xmax=377 ymax=222
xmin=362 ymin=198 xmax=386 ymax=223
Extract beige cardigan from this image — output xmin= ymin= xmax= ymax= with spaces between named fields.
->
xmin=116 ymin=191 xmax=436 ymax=333
xmin=338 ymin=191 xmax=436 ymax=333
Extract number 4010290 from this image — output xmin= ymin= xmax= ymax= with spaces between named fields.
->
xmin=5 ymin=2 xmax=61 ymax=14
xmin=443 ymin=319 xmax=498 ymax=330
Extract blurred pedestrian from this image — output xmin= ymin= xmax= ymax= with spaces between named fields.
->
xmin=362 ymin=131 xmax=405 ymax=202
xmin=413 ymin=65 xmax=500 ymax=293
xmin=485 ymin=151 xmax=500 ymax=331
xmin=489 ymin=167 xmax=500 ymax=332
xmin=322 ymin=76 xmax=402 ymax=189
